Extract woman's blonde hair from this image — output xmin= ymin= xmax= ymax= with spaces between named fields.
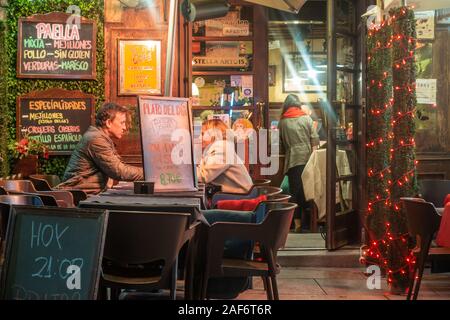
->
xmin=201 ymin=119 xmax=230 ymax=142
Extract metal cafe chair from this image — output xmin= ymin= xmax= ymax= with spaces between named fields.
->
xmin=252 ymin=178 xmax=271 ymax=186
xmin=199 ymin=202 xmax=297 ymax=300
xmin=29 ymin=175 xmax=58 ymax=191
xmin=401 ymin=197 xmax=450 ymax=300
xmin=29 ymin=175 xmax=87 ymax=206
xmin=29 ymin=174 xmax=61 ymax=188
xmin=7 ymin=191 xmax=59 ymax=207
xmin=267 ymin=193 xmax=291 ymax=202
xmin=0 ymin=179 xmax=39 ymax=193
xmin=99 ymin=210 xmax=190 ymax=300
xmin=0 ymin=180 xmax=76 ymax=207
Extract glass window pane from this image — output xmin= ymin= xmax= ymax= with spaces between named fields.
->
xmin=192 ymin=5 xmax=253 ymax=37
xmin=268 ymin=19 xmax=327 ymax=104
xmin=335 ymin=103 xmax=355 ymax=140
xmin=283 ymin=52 xmax=327 ymax=93
xmin=337 ymin=35 xmax=355 ymax=69
xmin=336 ymin=180 xmax=353 ymax=213
xmin=337 ymin=144 xmax=355 ymax=177
xmin=192 ymin=109 xmax=252 ymax=125
xmin=192 ymin=41 xmax=253 ymax=72
xmin=336 ymin=0 xmax=356 ymax=33
xmin=192 ymin=75 xmax=254 ymax=107
xmin=335 ymin=144 xmax=355 ymax=212
xmin=337 ymin=71 xmax=354 ymax=103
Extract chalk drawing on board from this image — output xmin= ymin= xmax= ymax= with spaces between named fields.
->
xmin=0 ymin=206 xmax=108 ymax=300
xmin=138 ymin=96 xmax=197 ymax=192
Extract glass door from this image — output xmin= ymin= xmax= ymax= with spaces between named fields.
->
xmin=326 ymin=0 xmax=362 ymax=250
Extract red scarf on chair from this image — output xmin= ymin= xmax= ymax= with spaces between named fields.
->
xmin=282 ymin=107 xmax=307 ymax=119
xmin=217 ymin=195 xmax=267 ymax=211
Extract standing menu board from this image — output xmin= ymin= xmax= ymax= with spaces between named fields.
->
xmin=17 ymin=12 xmax=96 ymax=79
xmin=138 ymin=96 xmax=197 ymax=192
xmin=17 ymin=88 xmax=95 ymax=155
xmin=0 ymin=206 xmax=108 ymax=300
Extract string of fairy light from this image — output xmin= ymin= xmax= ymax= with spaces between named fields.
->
xmin=364 ymin=6 xmax=422 ymax=285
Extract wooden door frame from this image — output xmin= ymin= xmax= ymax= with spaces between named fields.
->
xmin=326 ymin=0 xmax=365 ymax=250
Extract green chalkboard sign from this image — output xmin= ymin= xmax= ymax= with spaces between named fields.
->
xmin=17 ymin=88 xmax=95 ymax=155
xmin=17 ymin=12 xmax=96 ymax=79
xmin=0 ymin=206 xmax=108 ymax=300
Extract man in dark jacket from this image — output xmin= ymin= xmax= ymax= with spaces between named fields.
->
xmin=57 ymin=102 xmax=144 ymax=194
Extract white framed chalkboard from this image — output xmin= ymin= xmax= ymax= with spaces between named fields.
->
xmin=138 ymin=96 xmax=197 ymax=192
xmin=0 ymin=206 xmax=108 ymax=300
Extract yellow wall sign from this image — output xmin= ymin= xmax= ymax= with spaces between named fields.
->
xmin=119 ymin=40 xmax=161 ymax=95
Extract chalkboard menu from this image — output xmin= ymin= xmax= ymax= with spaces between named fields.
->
xmin=138 ymin=96 xmax=197 ymax=192
xmin=0 ymin=206 xmax=108 ymax=300
xmin=17 ymin=88 xmax=95 ymax=155
xmin=17 ymin=12 xmax=96 ymax=79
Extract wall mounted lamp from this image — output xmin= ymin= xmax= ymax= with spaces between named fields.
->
xmin=181 ymin=0 xmax=230 ymax=22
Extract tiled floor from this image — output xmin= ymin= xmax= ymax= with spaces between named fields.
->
xmin=117 ymin=266 xmax=450 ymax=300
xmin=234 ymin=267 xmax=450 ymax=300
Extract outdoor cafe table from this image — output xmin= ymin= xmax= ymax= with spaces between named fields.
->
xmin=78 ymin=185 xmax=208 ymax=299
xmin=79 ymin=183 xmax=206 ymax=223
xmin=98 ymin=181 xmax=206 ymax=208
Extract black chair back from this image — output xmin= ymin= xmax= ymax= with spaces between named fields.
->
xmin=29 ymin=176 xmax=87 ymax=206
xmin=402 ymin=197 xmax=441 ymax=239
xmin=30 ymin=174 xmax=61 ymax=189
xmin=29 ymin=176 xmax=53 ymax=191
xmin=252 ymin=179 xmax=271 ymax=186
xmin=267 ymin=193 xmax=291 ymax=202
xmin=101 ymin=211 xmax=190 ymax=297
xmin=255 ymin=186 xmax=283 ymax=197
xmin=104 ymin=211 xmax=189 ymax=264
xmin=0 ymin=194 xmax=44 ymax=206
xmin=203 ymin=201 xmax=297 ymax=299
xmin=0 ymin=180 xmax=38 ymax=193
xmin=259 ymin=202 xmax=297 ymax=250
xmin=401 ymin=197 xmax=442 ymax=300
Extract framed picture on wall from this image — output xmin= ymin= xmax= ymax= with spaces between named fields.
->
xmin=282 ymin=52 xmax=327 ymax=93
xmin=118 ymin=40 xmax=161 ymax=95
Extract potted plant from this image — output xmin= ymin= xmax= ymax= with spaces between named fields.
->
xmin=8 ymin=136 xmax=49 ymax=177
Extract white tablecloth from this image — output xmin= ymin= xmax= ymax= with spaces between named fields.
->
xmin=301 ymin=149 xmax=352 ymax=221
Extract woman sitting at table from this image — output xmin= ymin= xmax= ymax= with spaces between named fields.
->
xmin=197 ymin=119 xmax=253 ymax=194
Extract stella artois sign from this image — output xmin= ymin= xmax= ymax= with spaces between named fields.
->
xmin=192 ymin=56 xmax=248 ymax=68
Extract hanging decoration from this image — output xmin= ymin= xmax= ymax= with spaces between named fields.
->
xmin=388 ymin=6 xmax=419 ymax=291
xmin=362 ymin=6 xmax=418 ymax=292
xmin=366 ymin=19 xmax=393 ymax=246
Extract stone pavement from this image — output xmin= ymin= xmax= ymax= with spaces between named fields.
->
xmin=234 ymin=267 xmax=450 ymax=300
xmin=117 ymin=266 xmax=450 ymax=300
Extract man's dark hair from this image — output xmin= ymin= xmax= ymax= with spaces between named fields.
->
xmin=95 ymin=102 xmax=129 ymax=128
